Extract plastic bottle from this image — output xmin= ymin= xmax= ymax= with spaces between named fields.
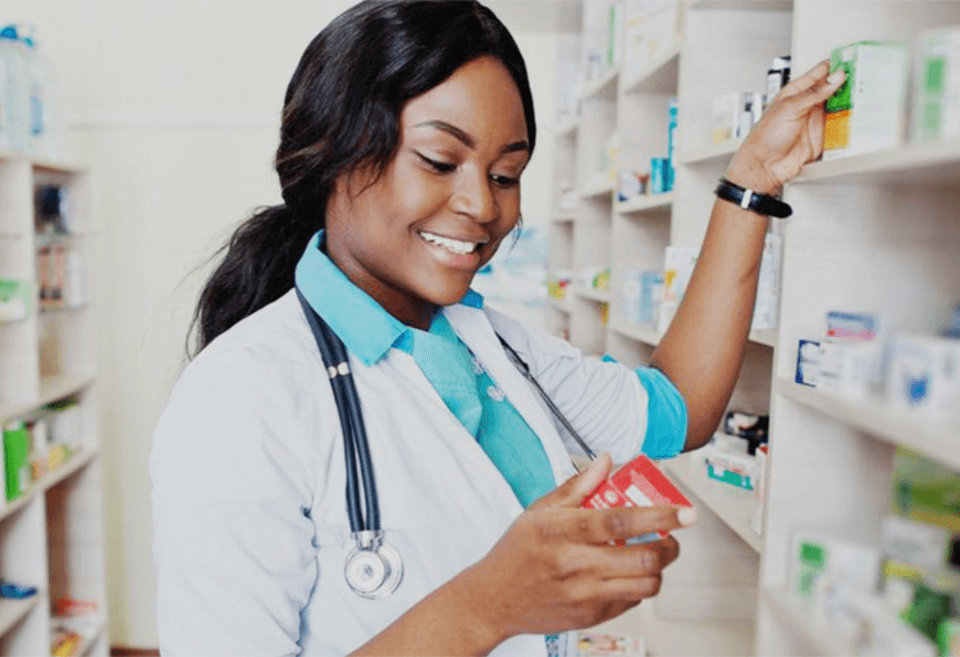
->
xmin=0 ymin=26 xmax=31 ymax=152
xmin=22 ymin=28 xmax=58 ymax=156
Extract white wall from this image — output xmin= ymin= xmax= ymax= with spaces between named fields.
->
xmin=0 ymin=0 xmax=558 ymax=647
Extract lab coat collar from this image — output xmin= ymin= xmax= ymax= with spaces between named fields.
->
xmin=294 ymin=230 xmax=484 ymax=367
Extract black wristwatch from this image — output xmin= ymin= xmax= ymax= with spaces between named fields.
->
xmin=715 ymin=177 xmax=792 ymax=219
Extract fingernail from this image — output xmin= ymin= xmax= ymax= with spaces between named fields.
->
xmin=827 ymin=70 xmax=846 ymax=85
xmin=677 ymin=506 xmax=696 ymax=526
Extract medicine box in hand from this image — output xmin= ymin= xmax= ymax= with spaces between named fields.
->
xmin=581 ymin=454 xmax=691 ymax=545
xmin=824 ymin=41 xmax=910 ymax=160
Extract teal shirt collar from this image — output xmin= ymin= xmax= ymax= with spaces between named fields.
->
xmin=294 ymin=230 xmax=484 ymax=366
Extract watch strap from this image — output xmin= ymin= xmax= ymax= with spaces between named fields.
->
xmin=715 ymin=177 xmax=792 ymax=219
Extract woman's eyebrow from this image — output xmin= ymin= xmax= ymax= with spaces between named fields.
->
xmin=414 ymin=119 xmax=529 ymax=155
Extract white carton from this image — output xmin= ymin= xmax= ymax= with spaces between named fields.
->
xmin=913 ymin=25 xmax=960 ymax=143
xmin=887 ymin=333 xmax=960 ymax=421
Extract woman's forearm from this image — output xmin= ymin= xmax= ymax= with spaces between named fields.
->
xmin=349 ymin=565 xmax=506 ymax=657
xmin=650 ymin=172 xmax=771 ymax=451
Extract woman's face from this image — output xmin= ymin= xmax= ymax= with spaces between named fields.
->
xmin=325 ymin=55 xmax=530 ymax=329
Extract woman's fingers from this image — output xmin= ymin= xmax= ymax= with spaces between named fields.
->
xmin=792 ymin=68 xmax=847 ymax=113
xmin=776 ymin=60 xmax=831 ymax=101
xmin=531 ymin=452 xmax=612 ymax=510
xmin=556 ymin=505 xmax=695 ymax=545
xmin=583 ymin=536 xmax=682 ymax=579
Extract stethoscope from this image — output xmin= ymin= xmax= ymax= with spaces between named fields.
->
xmin=296 ymin=288 xmax=597 ymax=599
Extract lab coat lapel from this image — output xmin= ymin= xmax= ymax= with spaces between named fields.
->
xmin=443 ymin=305 xmax=577 ymax=489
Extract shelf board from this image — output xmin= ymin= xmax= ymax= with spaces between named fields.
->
xmin=615 ymin=192 xmax=674 ymax=214
xmin=0 ymin=594 xmax=41 ymax=639
xmin=0 ymin=149 xmax=85 ymax=174
xmin=774 ymin=378 xmax=960 ymax=472
xmin=39 ymin=303 xmax=89 ymax=316
xmin=748 ymin=328 xmax=777 ymax=348
xmin=680 ymin=139 xmax=744 ymax=166
xmin=72 ymin=618 xmax=108 ymax=656
xmin=35 ymin=232 xmax=86 ymax=248
xmin=580 ymin=67 xmax=619 ymax=101
xmin=572 ymin=285 xmax=611 ymax=303
xmin=621 ymin=42 xmax=681 ymax=95
xmin=662 ymin=451 xmax=762 ymax=553
xmin=0 ymin=449 xmax=100 ymax=524
xmin=0 ymin=372 xmax=96 ymax=423
xmin=761 ymin=588 xmax=849 ymax=656
xmin=552 ymin=211 xmax=577 ymax=224
xmin=609 ymin=317 xmax=662 ymax=347
xmin=579 ymin=176 xmax=614 ymax=199
xmin=793 ymin=138 xmax=960 ymax=187
xmin=554 ymin=119 xmax=579 ymax=139
xmin=548 ymin=297 xmax=573 ymax=314
xmin=690 ymin=0 xmax=792 ymax=10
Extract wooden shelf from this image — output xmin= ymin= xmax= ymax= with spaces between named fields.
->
xmin=580 ymin=67 xmax=619 ymax=101
xmin=579 ymin=176 xmax=614 ymax=199
xmin=774 ymin=378 xmax=960 ymax=472
xmin=0 ymin=149 xmax=85 ymax=174
xmin=760 ymin=588 xmax=849 ymax=657
xmin=554 ymin=119 xmax=579 ymax=139
xmin=621 ymin=43 xmax=681 ymax=95
xmin=662 ymin=451 xmax=762 ymax=553
xmin=615 ymin=192 xmax=674 ymax=214
xmin=689 ymin=0 xmax=792 ymax=10
xmin=609 ymin=317 xmax=662 ymax=347
xmin=748 ymin=328 xmax=777 ymax=348
xmin=572 ymin=285 xmax=611 ymax=303
xmin=793 ymin=138 xmax=960 ymax=187
xmin=0 ymin=449 xmax=99 ymax=524
xmin=680 ymin=139 xmax=744 ymax=166
xmin=0 ymin=372 xmax=96 ymax=423
xmin=0 ymin=594 xmax=41 ymax=639
xmin=548 ymin=297 xmax=573 ymax=314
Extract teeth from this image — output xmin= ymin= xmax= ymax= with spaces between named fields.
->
xmin=419 ymin=231 xmax=478 ymax=255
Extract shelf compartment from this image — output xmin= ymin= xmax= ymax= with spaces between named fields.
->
xmin=0 ymin=373 xmax=96 ymax=424
xmin=579 ymin=176 xmax=615 ymax=199
xmin=548 ymin=297 xmax=573 ymax=314
xmin=615 ymin=192 xmax=674 ymax=215
xmin=689 ymin=0 xmax=793 ymax=10
xmin=621 ymin=43 xmax=681 ymax=96
xmin=609 ymin=317 xmax=662 ymax=347
xmin=0 ymin=594 xmax=41 ymax=639
xmin=554 ymin=119 xmax=579 ymax=139
xmin=662 ymin=451 xmax=762 ymax=553
xmin=793 ymin=138 xmax=960 ymax=186
xmin=0 ymin=151 xmax=85 ymax=175
xmin=0 ymin=449 xmax=99 ymax=524
xmin=580 ymin=67 xmax=619 ymax=101
xmin=773 ymin=378 xmax=960 ymax=472
xmin=680 ymin=139 xmax=744 ymax=166
xmin=760 ymin=588 xmax=848 ymax=657
xmin=572 ymin=285 xmax=611 ymax=303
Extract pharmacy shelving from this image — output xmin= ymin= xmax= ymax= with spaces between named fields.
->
xmin=774 ymin=378 xmax=960 ymax=473
xmin=793 ymin=137 xmax=960 ymax=186
xmin=580 ymin=66 xmax=619 ymax=101
xmin=579 ymin=175 xmax=615 ymax=199
xmin=554 ymin=120 xmax=580 ymax=139
xmin=549 ymin=297 xmax=574 ymax=314
xmin=688 ymin=0 xmax=792 ymax=10
xmin=0 ymin=151 xmax=108 ymax=656
xmin=552 ymin=212 xmax=577 ymax=224
xmin=680 ymin=138 xmax=745 ymax=166
xmin=572 ymin=285 xmax=611 ymax=303
xmin=615 ymin=192 xmax=674 ymax=214
xmin=662 ymin=449 xmax=762 ymax=553
xmin=608 ymin=317 xmax=661 ymax=347
xmin=620 ymin=42 xmax=681 ymax=95
xmin=758 ymin=588 xmax=848 ymax=657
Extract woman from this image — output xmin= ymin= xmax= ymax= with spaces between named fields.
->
xmin=151 ymin=1 xmax=844 ymax=655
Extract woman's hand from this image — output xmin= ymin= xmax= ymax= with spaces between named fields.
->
xmin=726 ymin=61 xmax=847 ymax=194
xmin=462 ymin=454 xmax=694 ymax=642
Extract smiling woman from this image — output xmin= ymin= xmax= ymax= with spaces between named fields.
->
xmin=151 ymin=0 xmax=845 ymax=656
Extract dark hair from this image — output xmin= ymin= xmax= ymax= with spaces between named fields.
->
xmin=191 ymin=0 xmax=537 ymax=353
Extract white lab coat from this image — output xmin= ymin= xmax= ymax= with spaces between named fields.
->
xmin=151 ymin=289 xmax=653 ymax=657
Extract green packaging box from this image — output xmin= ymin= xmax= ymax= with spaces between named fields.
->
xmin=824 ymin=41 xmax=910 ymax=160
xmin=3 ymin=422 xmax=32 ymax=501
xmin=914 ymin=26 xmax=960 ymax=143
xmin=0 ymin=279 xmax=33 ymax=323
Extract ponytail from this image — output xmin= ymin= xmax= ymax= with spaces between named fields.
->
xmin=191 ymin=205 xmax=318 ymax=353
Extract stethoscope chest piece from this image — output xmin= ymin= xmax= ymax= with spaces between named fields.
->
xmin=344 ymin=531 xmax=403 ymax=599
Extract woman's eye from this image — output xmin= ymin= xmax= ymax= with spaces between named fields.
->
xmin=491 ymin=174 xmax=520 ymax=188
xmin=417 ymin=153 xmax=456 ymax=173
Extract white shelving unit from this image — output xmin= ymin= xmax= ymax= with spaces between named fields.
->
xmin=548 ymin=0 xmax=960 ymax=654
xmin=0 ymin=152 xmax=108 ymax=656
